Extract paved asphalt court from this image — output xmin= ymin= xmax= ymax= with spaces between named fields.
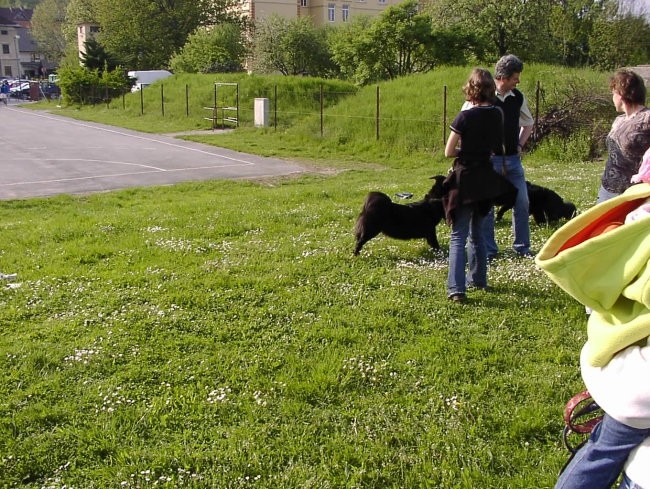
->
xmin=0 ymin=105 xmax=307 ymax=200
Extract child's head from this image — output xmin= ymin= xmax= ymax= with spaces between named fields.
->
xmin=463 ymin=68 xmax=496 ymax=105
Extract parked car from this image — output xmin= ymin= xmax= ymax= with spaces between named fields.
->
xmin=9 ymin=80 xmax=30 ymax=98
xmin=127 ymin=70 xmax=172 ymax=92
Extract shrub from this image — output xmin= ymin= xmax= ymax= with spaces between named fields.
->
xmin=57 ymin=64 xmax=131 ymax=105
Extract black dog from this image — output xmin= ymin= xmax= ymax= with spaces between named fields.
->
xmin=496 ymin=181 xmax=577 ymax=224
xmin=353 ymin=176 xmax=446 ymax=255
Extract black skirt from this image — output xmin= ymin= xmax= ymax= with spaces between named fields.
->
xmin=442 ymin=158 xmax=517 ymax=224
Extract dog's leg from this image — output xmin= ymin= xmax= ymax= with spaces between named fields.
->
xmin=353 ymin=223 xmax=380 ymax=255
xmin=426 ymin=232 xmax=440 ymax=250
xmin=532 ymin=209 xmax=548 ymax=225
xmin=353 ymin=239 xmax=366 ymax=255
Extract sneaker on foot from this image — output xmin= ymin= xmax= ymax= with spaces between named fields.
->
xmin=448 ymin=293 xmax=467 ymax=303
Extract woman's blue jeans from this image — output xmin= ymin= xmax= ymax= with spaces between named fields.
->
xmin=447 ymin=204 xmax=487 ymax=296
xmin=555 ymin=414 xmax=650 ymax=489
xmin=483 ymin=154 xmax=531 ymax=257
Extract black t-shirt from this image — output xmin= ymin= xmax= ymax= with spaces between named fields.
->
xmin=450 ymin=105 xmax=503 ymax=163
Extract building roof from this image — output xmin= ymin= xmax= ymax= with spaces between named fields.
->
xmin=0 ymin=7 xmax=33 ymax=27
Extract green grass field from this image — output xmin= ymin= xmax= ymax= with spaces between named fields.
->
xmin=2 ymin=66 xmax=613 ymax=487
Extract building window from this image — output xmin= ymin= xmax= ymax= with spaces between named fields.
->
xmin=90 ymin=25 xmax=100 ymax=33
xmin=378 ymin=0 xmax=386 ymax=3
xmin=300 ymin=0 xmax=307 ymax=6
xmin=2 ymin=44 xmax=9 ymax=54
xmin=342 ymin=4 xmax=349 ymax=21
xmin=1 ymin=30 xmax=8 ymax=35
xmin=4 ymin=66 xmax=12 ymax=77
xmin=328 ymin=3 xmax=335 ymax=21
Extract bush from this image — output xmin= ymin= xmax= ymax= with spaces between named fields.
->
xmin=57 ymin=65 xmax=131 ymax=105
xmin=169 ymin=23 xmax=247 ymax=74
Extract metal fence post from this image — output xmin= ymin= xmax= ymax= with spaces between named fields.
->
xmin=376 ymin=85 xmax=380 ymax=141
xmin=535 ymin=80 xmax=540 ymax=141
xmin=443 ymin=85 xmax=447 ymax=146
xmin=320 ymin=84 xmax=324 ymax=137
xmin=161 ymin=84 xmax=164 ymax=116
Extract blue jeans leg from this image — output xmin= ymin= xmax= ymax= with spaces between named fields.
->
xmin=489 ymin=155 xmax=531 ymax=255
xmin=482 ymin=207 xmax=498 ymax=258
xmin=555 ymin=414 xmax=650 ymax=489
xmin=467 ymin=213 xmax=487 ymax=288
xmin=447 ymin=205 xmax=471 ymax=297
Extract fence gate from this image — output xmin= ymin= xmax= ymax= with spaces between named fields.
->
xmin=205 ymin=82 xmax=239 ymax=130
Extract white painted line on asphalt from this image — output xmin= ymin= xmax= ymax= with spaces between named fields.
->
xmin=9 ymin=158 xmax=167 ymax=171
xmin=20 ymin=110 xmax=260 ymax=165
xmin=0 ymin=163 xmax=255 ymax=188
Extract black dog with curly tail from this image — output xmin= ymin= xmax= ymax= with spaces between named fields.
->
xmin=353 ymin=175 xmax=446 ymax=255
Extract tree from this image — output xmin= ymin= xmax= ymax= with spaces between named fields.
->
xmin=251 ymin=15 xmax=335 ymax=77
xmin=366 ymin=0 xmax=437 ymax=78
xmin=427 ymin=0 xmax=586 ymax=62
xmin=89 ymin=0 xmax=241 ymax=69
xmin=424 ymin=0 xmax=650 ymax=67
xmin=589 ymin=11 xmax=650 ymax=69
xmin=63 ymin=0 xmax=97 ymax=45
xmin=328 ymin=16 xmax=375 ymax=84
xmin=80 ymin=38 xmax=119 ymax=71
xmin=30 ymin=0 xmax=68 ymax=64
xmin=547 ymin=0 xmax=594 ymax=65
xmin=170 ymin=23 xmax=247 ymax=73
xmin=330 ymin=0 xmax=463 ymax=84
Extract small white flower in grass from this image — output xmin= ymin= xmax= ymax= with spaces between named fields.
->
xmin=207 ymin=386 xmax=231 ymax=403
xmin=253 ymin=391 xmax=267 ymax=407
xmin=443 ymin=395 xmax=461 ymax=410
xmin=145 ymin=226 xmax=166 ymax=233
xmin=64 ymin=348 xmax=101 ymax=364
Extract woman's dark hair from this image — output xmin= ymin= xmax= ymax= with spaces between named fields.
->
xmin=463 ymin=68 xmax=496 ymax=104
xmin=610 ymin=69 xmax=646 ymax=105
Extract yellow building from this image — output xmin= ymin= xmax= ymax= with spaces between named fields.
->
xmin=77 ymin=22 xmax=101 ymax=59
xmin=239 ymin=0 xmax=400 ymax=26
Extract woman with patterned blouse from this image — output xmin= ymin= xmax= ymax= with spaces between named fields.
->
xmin=598 ymin=69 xmax=650 ymax=203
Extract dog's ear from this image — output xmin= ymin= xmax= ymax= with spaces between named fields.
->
xmin=427 ymin=175 xmax=446 ymax=199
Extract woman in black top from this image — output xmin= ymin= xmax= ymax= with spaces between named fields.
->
xmin=443 ymin=68 xmax=516 ymax=303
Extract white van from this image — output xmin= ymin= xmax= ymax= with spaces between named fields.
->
xmin=128 ymin=70 xmax=172 ymax=92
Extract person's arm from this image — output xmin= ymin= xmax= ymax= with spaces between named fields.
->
xmin=518 ymin=125 xmax=533 ymax=152
xmin=581 ymin=339 xmax=650 ymax=429
xmin=445 ymin=131 xmax=460 ymax=158
xmin=518 ymin=94 xmax=534 ymax=151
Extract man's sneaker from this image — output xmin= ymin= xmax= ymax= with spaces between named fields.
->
xmin=448 ymin=293 xmax=467 ymax=303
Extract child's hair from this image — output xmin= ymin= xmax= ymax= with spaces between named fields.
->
xmin=463 ymin=68 xmax=496 ymax=104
